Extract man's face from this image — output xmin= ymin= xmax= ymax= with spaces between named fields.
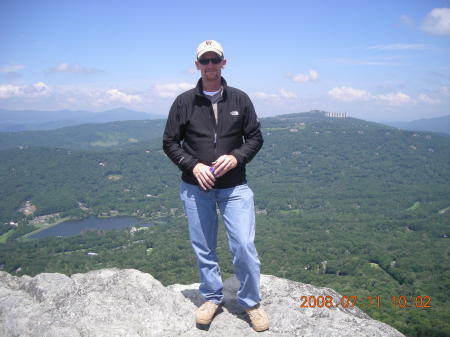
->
xmin=195 ymin=51 xmax=226 ymax=82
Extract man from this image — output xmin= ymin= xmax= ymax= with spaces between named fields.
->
xmin=163 ymin=40 xmax=269 ymax=332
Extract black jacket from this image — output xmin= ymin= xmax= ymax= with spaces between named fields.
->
xmin=162 ymin=77 xmax=263 ymax=188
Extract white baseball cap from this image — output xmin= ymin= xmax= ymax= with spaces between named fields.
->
xmin=196 ymin=40 xmax=224 ymax=59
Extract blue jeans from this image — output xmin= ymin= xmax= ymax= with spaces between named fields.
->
xmin=180 ymin=181 xmax=261 ymax=309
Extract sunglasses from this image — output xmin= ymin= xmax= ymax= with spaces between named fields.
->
xmin=198 ymin=57 xmax=223 ymax=65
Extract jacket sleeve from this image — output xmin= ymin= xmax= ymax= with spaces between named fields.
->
xmin=230 ymin=94 xmax=264 ymax=165
xmin=162 ymin=99 xmax=199 ymax=171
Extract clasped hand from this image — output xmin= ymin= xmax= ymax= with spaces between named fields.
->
xmin=192 ymin=154 xmax=237 ymax=190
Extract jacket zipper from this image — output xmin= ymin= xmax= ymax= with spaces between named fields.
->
xmin=204 ymin=93 xmax=221 ymax=160
xmin=214 ymin=96 xmax=223 ymax=158
xmin=213 ymin=107 xmax=217 ymax=158
xmin=211 ymin=101 xmax=218 ymax=158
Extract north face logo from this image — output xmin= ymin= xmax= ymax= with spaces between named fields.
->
xmin=230 ymin=111 xmax=239 ymax=116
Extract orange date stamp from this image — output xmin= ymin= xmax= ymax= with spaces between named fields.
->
xmin=299 ymin=295 xmax=432 ymax=309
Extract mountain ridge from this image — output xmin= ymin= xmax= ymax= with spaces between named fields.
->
xmin=384 ymin=114 xmax=450 ymax=135
xmin=0 ymin=107 xmax=165 ymax=132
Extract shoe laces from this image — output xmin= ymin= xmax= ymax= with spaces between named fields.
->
xmin=201 ymin=301 xmax=218 ymax=312
xmin=248 ymin=306 xmax=264 ymax=319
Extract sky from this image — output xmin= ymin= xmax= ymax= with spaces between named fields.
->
xmin=0 ymin=0 xmax=449 ymax=122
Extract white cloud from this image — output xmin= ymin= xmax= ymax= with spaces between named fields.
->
xmin=422 ymin=8 xmax=450 ymax=35
xmin=68 ymin=87 xmax=145 ymax=108
xmin=252 ymin=92 xmax=276 ymax=99
xmin=50 ymin=62 xmax=102 ymax=74
xmin=0 ymin=64 xmax=25 ymax=73
xmin=329 ymin=86 xmax=447 ymax=107
xmin=251 ymin=89 xmax=296 ymax=101
xmin=0 ymin=84 xmax=22 ymax=99
xmin=279 ymin=89 xmax=297 ymax=99
xmin=105 ymin=89 xmax=142 ymax=103
xmin=0 ymin=83 xmax=157 ymax=111
xmin=368 ymin=43 xmax=427 ymax=50
xmin=154 ymin=82 xmax=194 ymax=98
xmin=0 ymin=64 xmax=25 ymax=80
xmin=289 ymin=70 xmax=318 ymax=83
xmin=377 ymin=92 xmax=411 ymax=105
xmin=0 ymin=82 xmax=50 ymax=99
xmin=328 ymin=86 xmax=372 ymax=101
xmin=29 ymin=82 xmax=50 ymax=97
xmin=418 ymin=94 xmax=440 ymax=104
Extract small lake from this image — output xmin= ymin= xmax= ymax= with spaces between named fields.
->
xmin=30 ymin=215 xmax=154 ymax=239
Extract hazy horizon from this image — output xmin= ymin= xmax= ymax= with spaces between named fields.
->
xmin=2 ymin=106 xmax=450 ymax=125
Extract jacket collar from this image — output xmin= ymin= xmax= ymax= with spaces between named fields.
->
xmin=195 ymin=77 xmax=228 ymax=100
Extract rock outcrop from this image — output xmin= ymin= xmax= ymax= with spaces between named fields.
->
xmin=0 ymin=268 xmax=404 ymax=337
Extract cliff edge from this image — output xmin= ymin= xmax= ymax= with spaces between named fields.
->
xmin=0 ymin=268 xmax=404 ymax=337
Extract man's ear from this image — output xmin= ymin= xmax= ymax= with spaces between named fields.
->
xmin=195 ymin=61 xmax=201 ymax=70
xmin=221 ymin=58 xmax=227 ymax=68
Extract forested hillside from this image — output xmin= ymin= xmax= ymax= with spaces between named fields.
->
xmin=0 ymin=118 xmax=166 ymax=150
xmin=0 ymin=111 xmax=449 ymax=337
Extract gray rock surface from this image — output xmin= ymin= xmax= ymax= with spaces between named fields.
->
xmin=0 ymin=268 xmax=405 ymax=337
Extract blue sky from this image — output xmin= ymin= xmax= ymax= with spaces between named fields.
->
xmin=1 ymin=0 xmax=449 ymax=121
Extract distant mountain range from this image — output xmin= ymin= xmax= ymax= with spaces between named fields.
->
xmin=0 ymin=107 xmax=165 ymax=132
xmin=384 ymin=114 xmax=450 ymax=135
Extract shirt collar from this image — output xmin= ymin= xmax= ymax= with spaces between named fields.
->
xmin=195 ymin=77 xmax=228 ymax=100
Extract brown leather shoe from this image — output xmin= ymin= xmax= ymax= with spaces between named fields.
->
xmin=246 ymin=303 xmax=269 ymax=332
xmin=196 ymin=301 xmax=220 ymax=325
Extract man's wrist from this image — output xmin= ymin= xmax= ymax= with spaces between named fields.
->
xmin=229 ymin=155 xmax=238 ymax=168
xmin=188 ymin=160 xmax=200 ymax=172
xmin=229 ymin=152 xmax=242 ymax=166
